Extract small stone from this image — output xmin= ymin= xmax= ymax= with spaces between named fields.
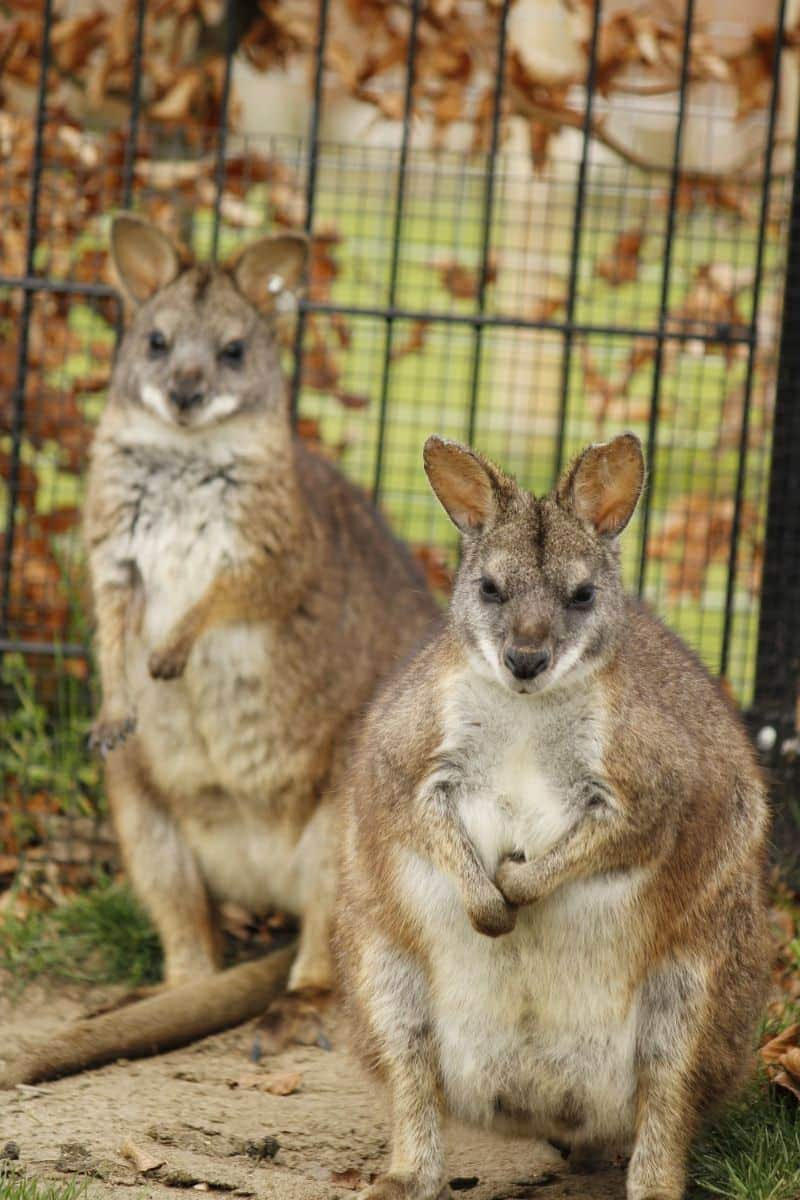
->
xmin=1 ymin=1142 xmax=20 ymax=1161
xmin=244 ymin=1136 xmax=280 ymax=1162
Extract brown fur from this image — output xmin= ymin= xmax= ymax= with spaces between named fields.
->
xmin=334 ymin=435 xmax=769 ymax=1200
xmin=59 ymin=216 xmax=439 ymax=1076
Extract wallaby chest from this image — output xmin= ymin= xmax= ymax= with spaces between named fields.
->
xmin=438 ymin=668 xmax=605 ymax=871
xmin=96 ymin=431 xmax=322 ymax=819
xmin=395 ymin=667 xmax=644 ymax=1148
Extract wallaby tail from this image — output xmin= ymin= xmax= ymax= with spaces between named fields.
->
xmin=0 ymin=943 xmax=295 ymax=1087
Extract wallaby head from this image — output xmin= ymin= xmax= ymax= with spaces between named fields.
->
xmin=424 ymin=433 xmax=645 ymax=694
xmin=109 ymin=213 xmax=308 ymax=431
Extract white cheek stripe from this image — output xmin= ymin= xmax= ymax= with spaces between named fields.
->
xmin=140 ymin=383 xmax=172 ymax=423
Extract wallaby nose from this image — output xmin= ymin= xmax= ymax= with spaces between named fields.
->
xmin=169 ymin=385 xmax=205 ymax=413
xmin=503 ymin=646 xmax=550 ymax=681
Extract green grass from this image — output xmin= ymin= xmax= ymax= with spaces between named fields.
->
xmin=0 ymin=876 xmax=162 ymax=992
xmin=0 ymin=1170 xmax=86 ymax=1200
xmin=690 ymin=1076 xmax=800 ymax=1200
xmin=1 ymin=654 xmax=101 ymax=828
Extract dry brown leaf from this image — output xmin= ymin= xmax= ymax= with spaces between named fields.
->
xmin=761 ymin=1024 xmax=800 ymax=1065
xmin=235 ymin=1070 xmax=302 ymax=1095
xmin=149 ymin=69 xmax=204 ymax=122
xmin=773 ymin=1069 xmax=800 ymax=1102
xmin=439 ymin=258 xmax=497 ymax=300
xmin=596 ymin=230 xmax=644 ymax=286
xmin=391 ymin=320 xmax=430 ymax=360
xmin=119 ymin=1140 xmax=165 ymax=1174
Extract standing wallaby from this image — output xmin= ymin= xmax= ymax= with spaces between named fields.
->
xmin=335 ymin=433 xmax=770 ymax=1200
xmin=81 ymin=216 xmax=437 ymax=1011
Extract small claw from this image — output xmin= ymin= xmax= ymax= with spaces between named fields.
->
xmin=148 ymin=646 xmax=188 ymax=680
xmin=89 ymin=714 xmax=136 ymax=758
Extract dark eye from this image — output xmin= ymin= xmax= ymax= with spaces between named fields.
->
xmin=569 ymin=583 xmax=596 ymax=609
xmin=220 ymin=339 xmax=245 ymax=366
xmin=148 ymin=329 xmax=168 ymax=356
xmin=479 ymin=577 xmax=505 ymax=604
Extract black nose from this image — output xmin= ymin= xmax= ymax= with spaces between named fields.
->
xmin=169 ymin=387 xmax=205 ymax=412
xmin=503 ymin=647 xmax=550 ymax=680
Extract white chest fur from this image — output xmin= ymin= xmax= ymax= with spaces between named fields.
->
xmin=396 ymin=667 xmax=644 ymax=1150
xmin=439 ymin=667 xmax=604 ymax=872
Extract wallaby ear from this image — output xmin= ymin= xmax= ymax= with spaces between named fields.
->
xmin=111 ymin=213 xmax=182 ymax=304
xmin=232 ymin=233 xmax=309 ymax=313
xmin=556 ymin=433 xmax=645 ymax=538
xmin=423 ymin=436 xmax=506 ymax=534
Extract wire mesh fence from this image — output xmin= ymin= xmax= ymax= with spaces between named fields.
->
xmin=1 ymin=0 xmax=799 ymax=892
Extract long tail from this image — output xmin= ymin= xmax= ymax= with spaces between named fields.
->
xmin=0 ymin=943 xmax=295 ymax=1087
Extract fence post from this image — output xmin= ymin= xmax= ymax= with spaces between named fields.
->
xmin=753 ymin=106 xmax=800 ymax=743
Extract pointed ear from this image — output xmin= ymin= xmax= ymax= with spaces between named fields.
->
xmin=556 ymin=433 xmax=645 ymax=538
xmin=423 ymin=436 xmax=508 ymax=534
xmin=232 ymin=233 xmax=309 ymax=313
xmin=111 ymin=213 xmax=182 ymax=304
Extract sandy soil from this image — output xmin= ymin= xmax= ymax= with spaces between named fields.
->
xmin=0 ymin=981 xmax=628 ymax=1200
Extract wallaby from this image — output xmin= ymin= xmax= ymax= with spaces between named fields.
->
xmin=0 ymin=215 xmax=438 ymax=1086
xmin=334 ymin=433 xmax=770 ymax=1200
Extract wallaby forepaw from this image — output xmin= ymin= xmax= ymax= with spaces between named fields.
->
xmin=467 ymin=888 xmax=517 ymax=937
xmin=89 ymin=712 xmax=136 ymax=757
xmin=148 ymin=641 xmax=190 ymax=680
xmin=495 ymin=856 xmax=541 ymax=906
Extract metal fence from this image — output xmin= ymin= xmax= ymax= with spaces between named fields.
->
xmin=1 ymin=0 xmax=799 ymax=881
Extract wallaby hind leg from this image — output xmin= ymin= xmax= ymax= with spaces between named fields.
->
xmin=288 ymin=798 xmax=336 ymax=993
xmin=358 ymin=942 xmax=446 ymax=1200
xmin=106 ymin=746 xmax=221 ymax=985
xmin=627 ymin=961 xmax=710 ymax=1200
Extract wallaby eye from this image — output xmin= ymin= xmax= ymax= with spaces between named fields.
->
xmin=479 ymin=577 xmax=505 ymax=604
xmin=220 ymin=339 xmax=245 ymax=366
xmin=148 ymin=329 xmax=168 ymax=356
xmin=569 ymin=583 xmax=596 ymax=609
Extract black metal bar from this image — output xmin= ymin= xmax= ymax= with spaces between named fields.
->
xmin=719 ymin=0 xmax=787 ymax=678
xmin=371 ymin=0 xmax=423 ymax=501
xmin=210 ymin=0 xmax=237 ymax=261
xmin=464 ymin=0 xmax=510 ymax=447
xmin=636 ymin=0 xmax=696 ymax=596
xmin=552 ymin=0 xmax=603 ymax=479
xmin=753 ymin=89 xmax=800 ymax=731
xmin=0 ymin=639 xmax=88 ymax=659
xmin=121 ymin=0 xmax=147 ymax=208
xmin=0 ymin=275 xmax=121 ymax=299
xmin=289 ymin=0 xmax=332 ymax=418
xmin=0 ymin=0 xmax=53 ymax=638
xmin=299 ymin=297 xmax=753 ymax=345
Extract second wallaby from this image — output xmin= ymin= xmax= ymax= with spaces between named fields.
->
xmin=2 ymin=216 xmax=438 ymax=1084
xmin=335 ymin=433 xmax=769 ymax=1200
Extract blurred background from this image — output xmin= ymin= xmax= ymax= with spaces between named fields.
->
xmin=1 ymin=0 xmax=799 ymax=913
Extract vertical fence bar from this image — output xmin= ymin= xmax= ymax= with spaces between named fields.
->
xmin=290 ymin=0 xmax=332 ymax=418
xmin=0 ymin=0 xmax=53 ymax=637
xmin=753 ymin=90 xmax=800 ymax=733
xmin=121 ymin=0 xmax=147 ymax=209
xmin=636 ymin=0 xmax=696 ymax=595
xmin=371 ymin=0 xmax=423 ymax=500
xmin=464 ymin=0 xmax=510 ymax=448
xmin=210 ymin=0 xmax=237 ymax=261
xmin=552 ymin=0 xmax=602 ymax=479
xmin=719 ymin=0 xmax=787 ymax=679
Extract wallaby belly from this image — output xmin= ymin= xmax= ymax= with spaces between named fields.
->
xmin=398 ymin=849 xmax=643 ymax=1151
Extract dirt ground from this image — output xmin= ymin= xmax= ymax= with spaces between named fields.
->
xmin=0 ymin=981 xmax=629 ymax=1200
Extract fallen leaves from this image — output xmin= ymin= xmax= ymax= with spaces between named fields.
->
xmin=647 ymin=492 xmax=763 ymax=601
xmin=438 ymin=258 xmax=498 ymax=301
xmin=761 ymin=1025 xmax=800 ymax=1102
xmin=233 ymin=1070 xmax=302 ymax=1096
xmin=596 ymin=229 xmax=644 ymax=287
